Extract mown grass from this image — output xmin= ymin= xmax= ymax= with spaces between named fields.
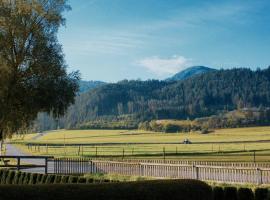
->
xmin=9 ymin=126 xmax=270 ymax=161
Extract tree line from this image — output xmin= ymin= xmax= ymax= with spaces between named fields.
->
xmin=34 ymin=67 xmax=270 ymax=131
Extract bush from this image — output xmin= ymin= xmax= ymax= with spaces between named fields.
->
xmin=0 ymin=170 xmax=8 ymax=184
xmin=254 ymin=188 xmax=268 ymax=200
xmin=12 ymin=171 xmax=22 ymax=184
xmin=54 ymin=175 xmax=62 ymax=184
xmin=0 ymin=169 xmax=4 ymax=179
xmin=212 ymin=186 xmax=224 ymax=200
xmin=29 ymin=173 xmax=38 ymax=185
xmin=68 ymin=176 xmax=78 ymax=184
xmin=77 ymin=177 xmax=87 ymax=184
xmin=86 ymin=178 xmax=94 ymax=183
xmin=23 ymin=173 xmax=31 ymax=185
xmin=0 ymin=179 xmax=212 ymax=200
xmin=36 ymin=174 xmax=43 ymax=184
xmin=238 ymin=188 xmax=254 ymax=200
xmin=5 ymin=171 xmax=16 ymax=184
xmin=60 ymin=175 xmax=69 ymax=184
xmin=224 ymin=187 xmax=237 ymax=200
xmin=40 ymin=174 xmax=48 ymax=184
xmin=18 ymin=172 xmax=26 ymax=185
xmin=45 ymin=175 xmax=56 ymax=184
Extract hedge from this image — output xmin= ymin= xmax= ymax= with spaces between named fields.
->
xmin=6 ymin=170 xmax=16 ymax=184
xmin=212 ymin=186 xmax=224 ymax=200
xmin=254 ymin=188 xmax=269 ymax=200
xmin=0 ymin=179 xmax=212 ymax=200
xmin=12 ymin=171 xmax=21 ymax=185
xmin=224 ymin=187 xmax=238 ymax=200
xmin=29 ymin=173 xmax=38 ymax=185
xmin=238 ymin=187 xmax=254 ymax=200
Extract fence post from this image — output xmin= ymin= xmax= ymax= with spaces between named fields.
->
xmin=122 ymin=148 xmax=125 ymax=160
xmin=163 ymin=147 xmax=166 ymax=162
xmin=256 ymin=168 xmax=262 ymax=185
xmin=45 ymin=157 xmax=48 ymax=174
xmin=253 ymin=151 xmax=256 ymax=163
xmin=193 ymin=165 xmax=199 ymax=180
xmin=17 ymin=157 xmax=20 ymax=171
xmin=140 ymin=164 xmax=144 ymax=176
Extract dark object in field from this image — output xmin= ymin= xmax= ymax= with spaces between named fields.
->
xmin=0 ymin=179 xmax=211 ymax=200
xmin=183 ymin=138 xmax=192 ymax=144
xmin=238 ymin=188 xmax=254 ymax=200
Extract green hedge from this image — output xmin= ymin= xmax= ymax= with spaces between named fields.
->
xmin=212 ymin=186 xmax=224 ymax=200
xmin=0 ymin=179 xmax=212 ymax=200
xmin=224 ymin=187 xmax=238 ymax=200
xmin=254 ymin=188 xmax=269 ymax=200
xmin=238 ymin=188 xmax=254 ymax=200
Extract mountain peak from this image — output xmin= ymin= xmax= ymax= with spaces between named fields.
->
xmin=166 ymin=66 xmax=216 ymax=81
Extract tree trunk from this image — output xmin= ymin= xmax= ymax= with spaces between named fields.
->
xmin=0 ymin=129 xmax=3 ymax=155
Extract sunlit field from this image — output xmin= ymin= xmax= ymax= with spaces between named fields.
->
xmin=9 ymin=126 xmax=270 ymax=162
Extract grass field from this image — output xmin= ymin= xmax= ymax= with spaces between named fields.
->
xmin=9 ymin=126 xmax=270 ymax=162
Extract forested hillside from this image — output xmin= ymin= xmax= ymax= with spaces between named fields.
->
xmin=34 ymin=67 xmax=270 ymax=131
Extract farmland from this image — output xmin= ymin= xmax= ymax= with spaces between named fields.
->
xmin=8 ymin=126 xmax=270 ymax=162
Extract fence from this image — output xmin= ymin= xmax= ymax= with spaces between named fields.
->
xmin=52 ymin=158 xmax=270 ymax=184
xmin=0 ymin=155 xmax=53 ymax=174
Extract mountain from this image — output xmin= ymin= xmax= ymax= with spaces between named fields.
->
xmin=46 ymin=67 xmax=270 ymax=130
xmin=33 ymin=67 xmax=270 ymax=131
xmin=166 ymin=66 xmax=216 ymax=81
xmin=79 ymin=80 xmax=106 ymax=93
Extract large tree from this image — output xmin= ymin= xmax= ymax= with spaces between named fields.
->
xmin=0 ymin=0 xmax=79 ymax=144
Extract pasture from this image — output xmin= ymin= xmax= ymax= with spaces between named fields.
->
xmin=9 ymin=126 xmax=270 ymax=162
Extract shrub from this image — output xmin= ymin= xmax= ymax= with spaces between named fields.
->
xmin=29 ymin=173 xmax=38 ymax=185
xmin=0 ymin=170 xmax=8 ymax=184
xmin=40 ymin=174 xmax=48 ymax=184
xmin=5 ymin=171 xmax=16 ymax=184
xmin=54 ymin=175 xmax=62 ymax=184
xmin=18 ymin=172 xmax=26 ymax=185
xmin=238 ymin=188 xmax=254 ymax=200
xmin=0 ymin=169 xmax=4 ymax=179
xmin=212 ymin=186 xmax=224 ymax=200
xmin=77 ymin=177 xmax=87 ymax=184
xmin=12 ymin=171 xmax=22 ymax=184
xmin=224 ymin=187 xmax=237 ymax=200
xmin=23 ymin=173 xmax=31 ymax=185
xmin=36 ymin=174 xmax=43 ymax=184
xmin=60 ymin=175 xmax=69 ymax=184
xmin=254 ymin=188 xmax=269 ymax=200
xmin=86 ymin=178 xmax=94 ymax=183
xmin=45 ymin=175 xmax=56 ymax=184
xmin=0 ymin=179 xmax=212 ymax=200
xmin=68 ymin=176 xmax=78 ymax=184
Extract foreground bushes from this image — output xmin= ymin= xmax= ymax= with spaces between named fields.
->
xmin=0 ymin=179 xmax=212 ymax=200
xmin=0 ymin=169 xmax=119 ymax=185
xmin=212 ymin=186 xmax=270 ymax=200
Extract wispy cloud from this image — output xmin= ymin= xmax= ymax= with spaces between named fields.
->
xmin=137 ymin=55 xmax=192 ymax=76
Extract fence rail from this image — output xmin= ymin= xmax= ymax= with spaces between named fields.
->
xmin=53 ymin=158 xmax=270 ymax=184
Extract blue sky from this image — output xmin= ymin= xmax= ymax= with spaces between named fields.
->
xmin=58 ymin=0 xmax=270 ymax=82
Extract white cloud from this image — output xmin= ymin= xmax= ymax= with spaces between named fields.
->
xmin=137 ymin=55 xmax=191 ymax=76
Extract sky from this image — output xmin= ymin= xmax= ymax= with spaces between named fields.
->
xmin=58 ymin=0 xmax=270 ymax=82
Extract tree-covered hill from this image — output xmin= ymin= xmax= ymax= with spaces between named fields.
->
xmin=34 ymin=67 xmax=270 ymax=131
xmin=166 ymin=66 xmax=216 ymax=81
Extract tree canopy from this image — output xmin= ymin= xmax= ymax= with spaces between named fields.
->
xmin=0 ymin=0 xmax=79 ymax=140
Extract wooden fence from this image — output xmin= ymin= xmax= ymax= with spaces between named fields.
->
xmin=53 ymin=158 xmax=270 ymax=184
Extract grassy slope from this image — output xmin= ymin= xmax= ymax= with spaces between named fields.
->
xmin=9 ymin=127 xmax=270 ymax=161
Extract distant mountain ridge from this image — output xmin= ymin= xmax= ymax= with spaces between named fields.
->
xmin=79 ymin=80 xmax=106 ymax=93
xmin=166 ymin=66 xmax=216 ymax=81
